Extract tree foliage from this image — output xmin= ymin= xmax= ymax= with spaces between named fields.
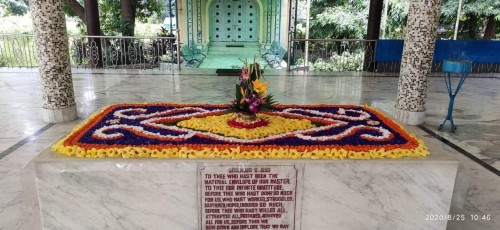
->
xmin=0 ymin=0 xmax=29 ymax=16
xmin=99 ymin=0 xmax=164 ymax=35
xmin=307 ymin=0 xmax=408 ymax=39
xmin=383 ymin=0 xmax=409 ymax=39
xmin=440 ymin=0 xmax=500 ymax=18
xmin=310 ymin=0 xmax=368 ymax=39
xmin=65 ymin=0 xmax=164 ymax=36
xmin=440 ymin=0 xmax=500 ymax=39
xmin=307 ymin=0 xmax=498 ymax=39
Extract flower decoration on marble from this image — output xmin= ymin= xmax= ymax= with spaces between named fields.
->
xmin=52 ymin=103 xmax=429 ymax=160
xmin=228 ymin=58 xmax=276 ymax=125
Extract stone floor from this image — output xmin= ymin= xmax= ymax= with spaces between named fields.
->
xmin=198 ymin=42 xmax=264 ymax=69
xmin=0 ymin=68 xmax=499 ymax=229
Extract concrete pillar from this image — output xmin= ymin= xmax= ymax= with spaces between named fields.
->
xmin=394 ymin=0 xmax=441 ymax=125
xmin=29 ymin=0 xmax=78 ymax=123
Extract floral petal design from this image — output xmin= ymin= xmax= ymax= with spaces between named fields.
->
xmin=52 ymin=103 xmax=429 ymax=159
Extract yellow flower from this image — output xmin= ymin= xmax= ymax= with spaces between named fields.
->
xmin=232 ymin=151 xmax=243 ymax=159
xmin=416 ymin=147 xmax=429 ymax=157
xmin=94 ymin=149 xmax=105 ymax=158
xmin=281 ymin=149 xmax=290 ymax=159
xmin=301 ymin=150 xmax=312 ymax=159
xmin=242 ymin=151 xmax=252 ymax=159
xmin=387 ymin=150 xmax=399 ymax=159
xmin=178 ymin=147 xmax=189 ymax=158
xmin=95 ymin=150 xmax=105 ymax=158
xmin=331 ymin=149 xmax=339 ymax=159
xmin=117 ymin=148 xmax=125 ymax=157
xmin=255 ymin=150 xmax=265 ymax=159
xmin=199 ymin=148 xmax=211 ymax=158
xmin=338 ymin=149 xmax=348 ymax=159
xmin=138 ymin=147 xmax=150 ymax=158
xmin=168 ymin=148 xmax=179 ymax=158
xmin=75 ymin=147 xmax=86 ymax=157
xmin=270 ymin=149 xmax=282 ymax=159
xmin=106 ymin=148 xmax=118 ymax=158
xmin=377 ymin=149 xmax=387 ymax=158
xmin=252 ymin=79 xmax=268 ymax=96
xmin=310 ymin=150 xmax=320 ymax=160
xmin=318 ymin=149 xmax=332 ymax=159
xmin=221 ymin=149 xmax=231 ymax=159
xmin=219 ymin=149 xmax=230 ymax=158
xmin=66 ymin=146 xmax=77 ymax=156
xmin=160 ymin=149 xmax=170 ymax=158
xmin=289 ymin=149 xmax=300 ymax=159
xmin=347 ymin=151 xmax=357 ymax=159
xmin=369 ymin=150 xmax=383 ymax=159
xmin=151 ymin=149 xmax=161 ymax=158
xmin=358 ymin=151 xmax=370 ymax=160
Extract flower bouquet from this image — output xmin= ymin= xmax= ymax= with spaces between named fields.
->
xmin=228 ymin=58 xmax=276 ymax=128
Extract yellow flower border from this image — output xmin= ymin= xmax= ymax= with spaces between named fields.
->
xmin=52 ymin=103 xmax=429 ymax=160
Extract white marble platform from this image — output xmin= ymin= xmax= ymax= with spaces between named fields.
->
xmin=5 ymin=69 xmax=499 ymax=229
xmin=30 ymin=140 xmax=459 ymax=230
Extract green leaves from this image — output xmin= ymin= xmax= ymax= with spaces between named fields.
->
xmin=235 ymin=84 xmax=243 ymax=104
xmin=0 ymin=0 xmax=29 ymax=16
xmin=441 ymin=0 xmax=500 ymax=17
xmin=310 ymin=0 xmax=368 ymax=39
xmin=248 ymin=62 xmax=262 ymax=82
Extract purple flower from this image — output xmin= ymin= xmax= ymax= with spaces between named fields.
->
xmin=244 ymin=96 xmax=262 ymax=113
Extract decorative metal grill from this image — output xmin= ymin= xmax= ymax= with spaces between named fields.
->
xmin=196 ymin=0 xmax=202 ymax=43
xmin=0 ymin=34 xmax=37 ymax=67
xmin=0 ymin=34 xmax=179 ymax=70
xmin=288 ymin=39 xmax=375 ymax=72
xmin=266 ymin=0 xmax=272 ymax=44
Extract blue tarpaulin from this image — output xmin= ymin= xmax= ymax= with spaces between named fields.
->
xmin=374 ymin=40 xmax=500 ymax=64
xmin=374 ymin=39 xmax=404 ymax=62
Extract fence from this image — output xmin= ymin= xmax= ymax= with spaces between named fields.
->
xmin=0 ymin=34 xmax=180 ymax=70
xmin=0 ymin=34 xmax=37 ymax=67
xmin=287 ymin=38 xmax=375 ymax=72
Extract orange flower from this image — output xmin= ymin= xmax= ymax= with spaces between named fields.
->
xmin=252 ymin=79 xmax=268 ymax=96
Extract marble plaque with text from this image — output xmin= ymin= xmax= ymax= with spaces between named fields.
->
xmin=200 ymin=165 xmax=298 ymax=230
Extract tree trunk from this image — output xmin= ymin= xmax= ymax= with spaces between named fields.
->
xmin=121 ymin=0 xmax=137 ymax=36
xmin=363 ymin=0 xmax=383 ymax=72
xmin=483 ymin=15 xmax=496 ymax=40
xmin=466 ymin=13 xmax=478 ymax=39
xmin=84 ymin=0 xmax=103 ymax=68
xmin=66 ymin=0 xmax=86 ymax=25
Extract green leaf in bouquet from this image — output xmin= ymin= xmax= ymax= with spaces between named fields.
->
xmin=235 ymin=84 xmax=242 ymax=103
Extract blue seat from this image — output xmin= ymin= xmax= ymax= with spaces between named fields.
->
xmin=442 ymin=59 xmax=472 ymax=73
xmin=439 ymin=59 xmax=473 ymax=132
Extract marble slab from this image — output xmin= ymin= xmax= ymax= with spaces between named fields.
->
xmin=31 ymin=142 xmax=459 ymax=230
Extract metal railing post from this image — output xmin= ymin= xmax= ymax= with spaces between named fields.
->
xmin=287 ymin=32 xmax=292 ymax=71
xmin=176 ymin=30 xmax=181 ymax=70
